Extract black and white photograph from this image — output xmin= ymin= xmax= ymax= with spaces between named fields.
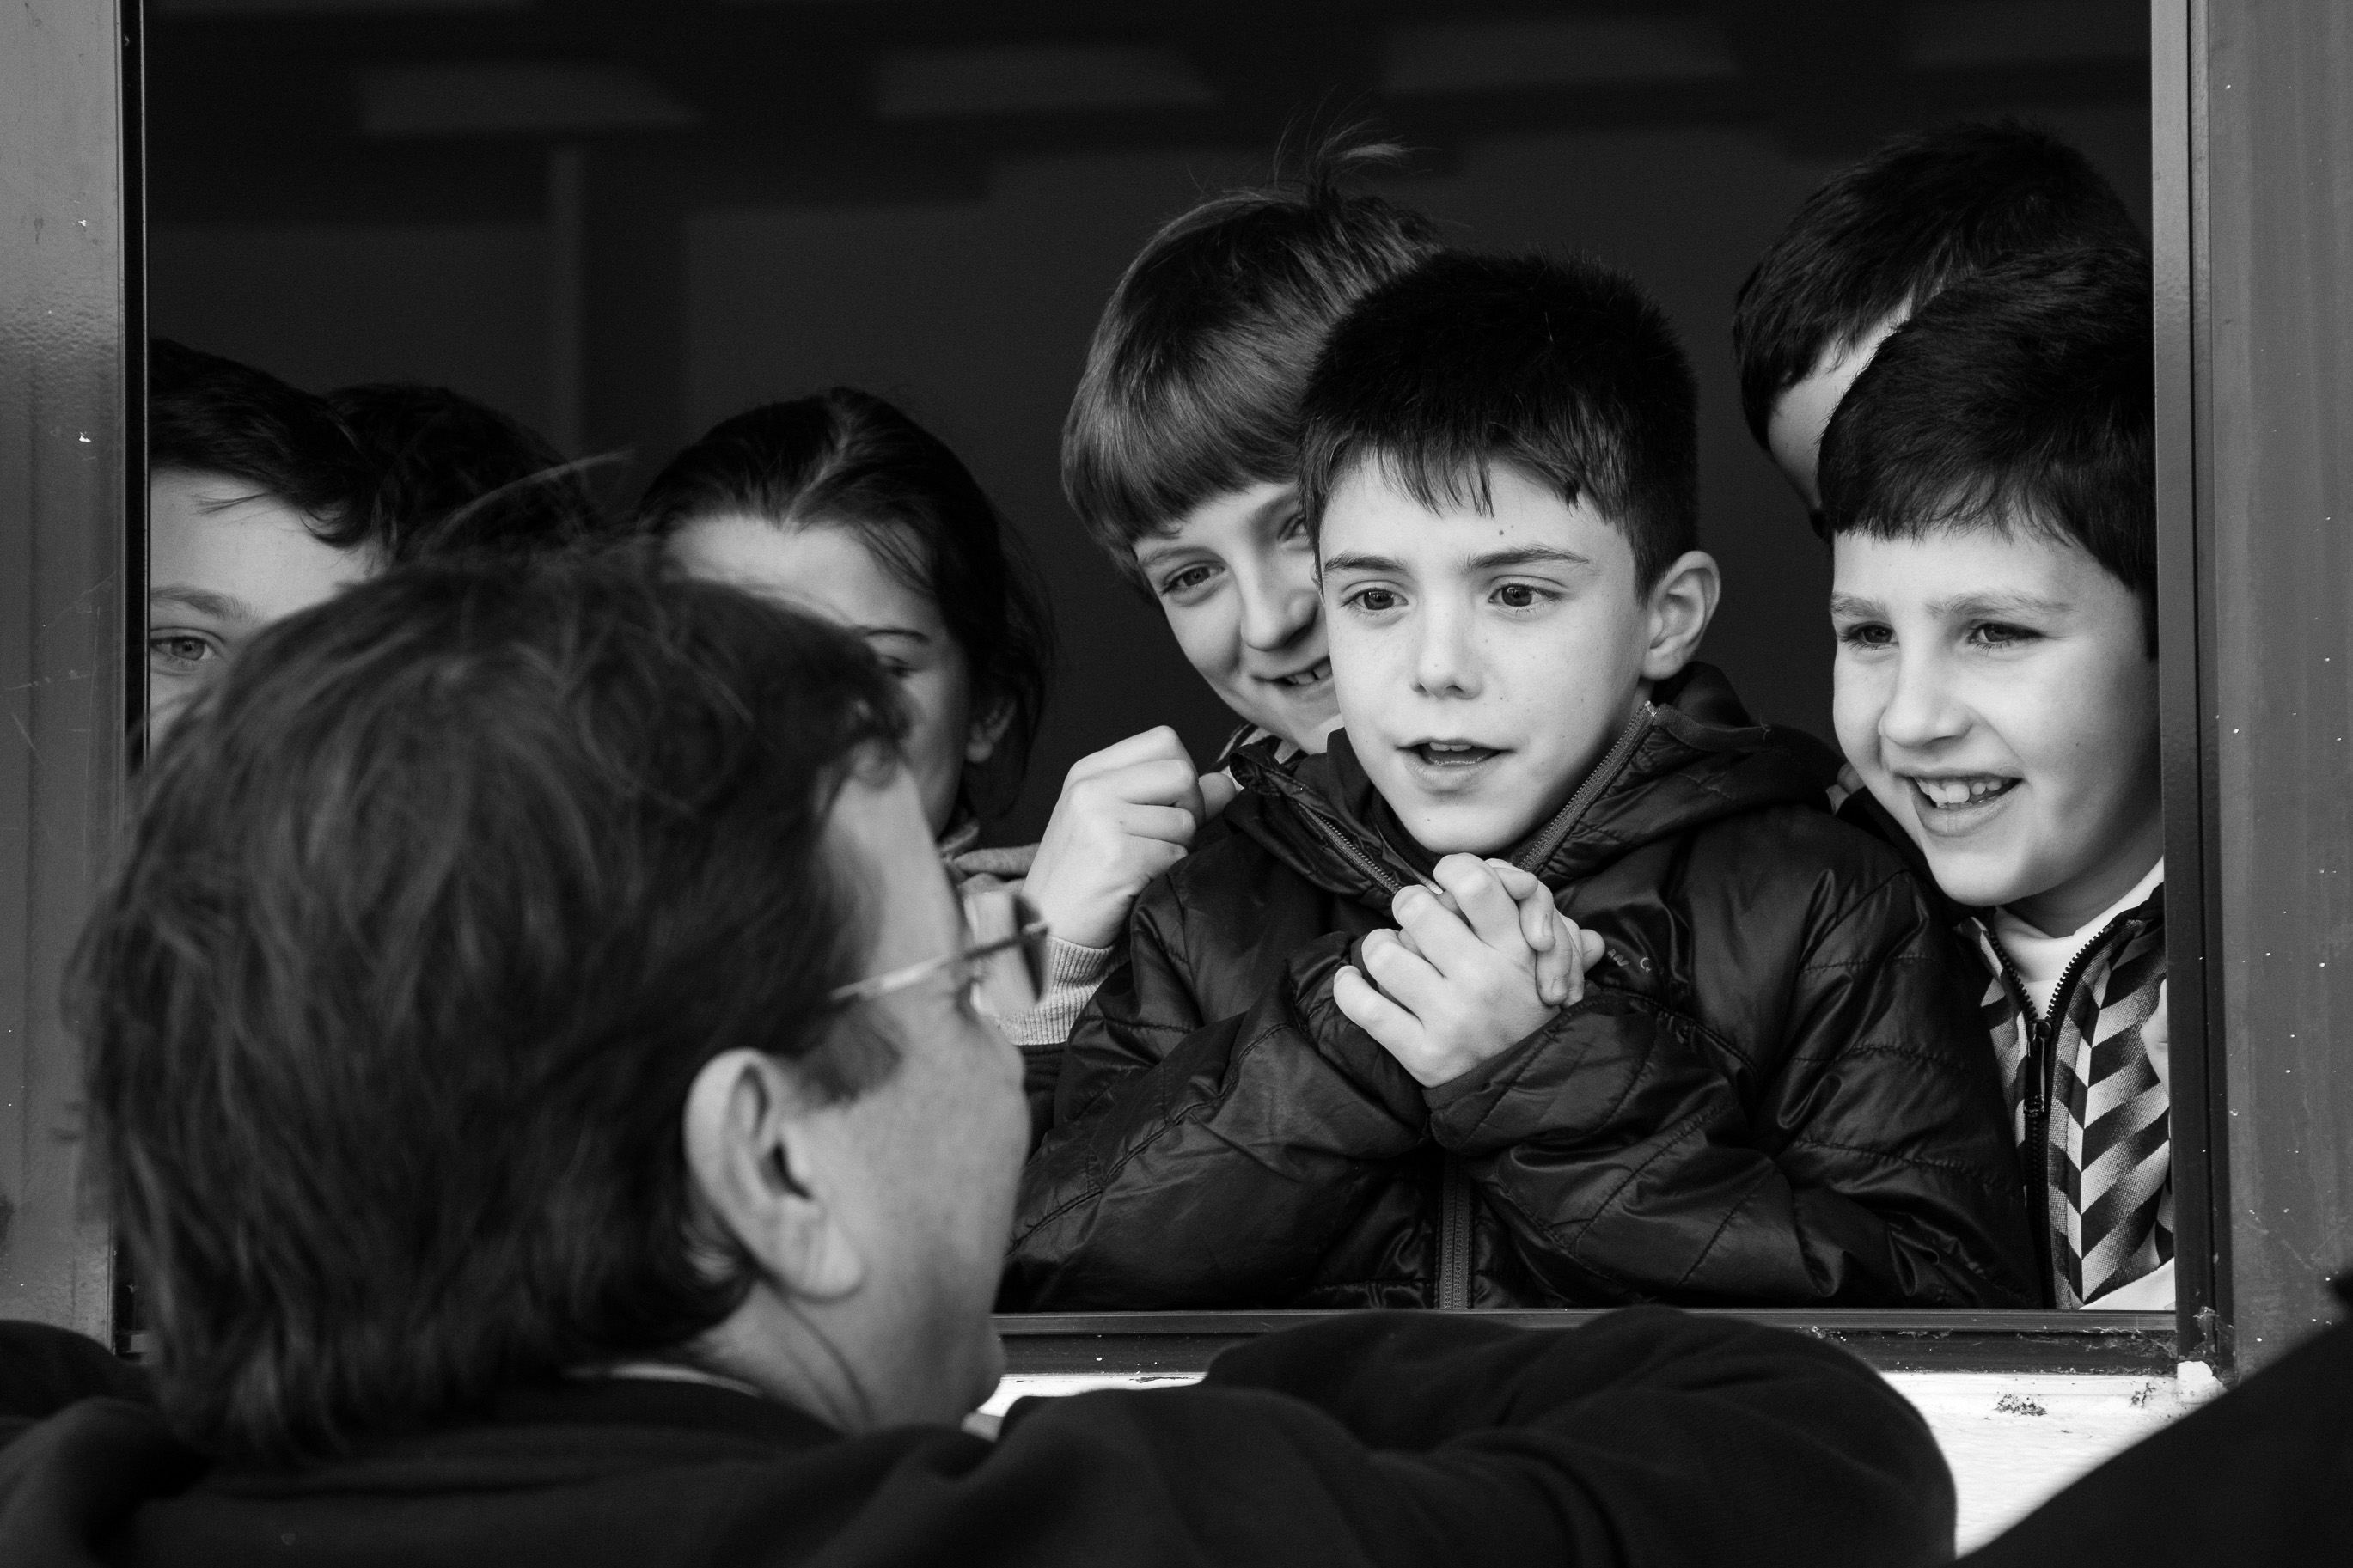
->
xmin=0 ymin=2 xmax=2345 ymax=1563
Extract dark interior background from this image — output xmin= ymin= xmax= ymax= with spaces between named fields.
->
xmin=146 ymin=0 xmax=2151 ymax=844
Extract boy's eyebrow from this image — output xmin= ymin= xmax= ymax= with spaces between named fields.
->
xmin=1466 ymin=546 xmax=1594 ymax=572
xmin=1129 ymin=539 xmax=1196 ymax=568
xmin=1931 ymin=590 xmax=2073 ymax=619
xmin=855 ymin=625 xmax=932 ymax=644
xmin=1827 ymin=589 xmax=2073 ymax=620
xmin=1324 ymin=546 xmax=1596 ymax=577
xmin=150 ymin=585 xmax=260 ymax=622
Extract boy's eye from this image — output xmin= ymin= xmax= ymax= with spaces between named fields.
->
xmin=1491 ymin=583 xmax=1549 ymax=610
xmin=1274 ymin=511 xmax=1309 ymax=543
xmin=1967 ymin=620 xmax=2041 ymax=650
xmin=1157 ymin=564 xmax=1218 ymax=598
xmin=1344 ymin=586 xmax=1403 ymax=614
xmin=1836 ymin=622 xmax=1894 ymax=650
xmin=147 ymin=632 xmax=223 ymax=675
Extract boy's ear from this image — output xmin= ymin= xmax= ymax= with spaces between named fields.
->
xmin=1640 ymin=551 xmax=1721 ymax=682
xmin=963 ymin=696 xmax=1016 ymax=766
xmin=683 ymin=1049 xmax=866 ymax=1304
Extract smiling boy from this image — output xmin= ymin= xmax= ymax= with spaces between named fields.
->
xmin=1003 ymin=252 xmax=2032 ymax=1312
xmin=1822 ymin=247 xmax=2170 ymax=1310
xmin=1062 ymin=140 xmax=1440 ymax=758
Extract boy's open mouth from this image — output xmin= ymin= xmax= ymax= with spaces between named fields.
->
xmin=1907 ymin=773 xmax=2020 ymax=814
xmin=1268 ymin=658 xmax=1330 ymax=690
xmin=1405 ymin=740 xmax=1503 ymax=769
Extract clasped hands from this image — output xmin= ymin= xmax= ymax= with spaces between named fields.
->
xmin=1333 ymin=854 xmax=1606 ymax=1089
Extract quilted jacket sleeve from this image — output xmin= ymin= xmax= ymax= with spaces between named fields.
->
xmin=1384 ymin=868 xmax=2038 ymax=1307
xmin=1047 ymin=873 xmax=1208 ymax=1129
xmin=1002 ymin=933 xmax=1428 ymax=1310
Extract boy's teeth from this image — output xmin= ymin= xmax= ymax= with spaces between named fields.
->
xmin=1916 ymin=776 xmax=2012 ymax=807
xmin=1280 ymin=660 xmax=1329 ymax=688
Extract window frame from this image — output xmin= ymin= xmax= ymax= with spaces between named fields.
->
xmin=4 ymin=0 xmax=2346 ymax=1380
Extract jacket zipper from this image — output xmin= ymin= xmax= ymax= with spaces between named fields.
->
xmin=1437 ymin=1161 xmax=1473 ymax=1309
xmin=1286 ymin=796 xmax=1482 ymax=1308
xmin=1987 ymin=913 xmax=2135 ymax=1309
xmin=1510 ymin=704 xmax=1655 ymax=875
xmin=1290 ymin=798 xmax=1409 ymax=898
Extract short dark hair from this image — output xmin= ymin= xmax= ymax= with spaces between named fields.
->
xmin=639 ymin=387 xmax=1054 ymax=816
xmin=1299 ymin=250 xmax=1699 ymax=589
xmin=73 ymin=557 xmax=908 ymax=1465
xmin=1818 ymin=247 xmax=2154 ymax=652
xmin=1733 ymin=120 xmax=2147 ymax=447
xmin=149 ymin=339 xmax=367 ymax=539
xmin=328 ymin=382 xmax=603 ymax=565
xmin=1061 ymin=137 xmax=1442 ymax=575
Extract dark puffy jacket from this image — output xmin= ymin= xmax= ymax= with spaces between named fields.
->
xmin=1003 ymin=665 xmax=2037 ymax=1311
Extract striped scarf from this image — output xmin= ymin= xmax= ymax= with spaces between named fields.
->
xmin=1972 ymin=887 xmax=2171 ymax=1309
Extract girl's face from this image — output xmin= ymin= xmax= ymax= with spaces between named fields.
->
xmin=670 ymin=514 xmax=995 ymax=836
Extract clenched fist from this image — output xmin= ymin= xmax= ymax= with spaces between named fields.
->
xmin=1022 ymin=727 xmax=1239 ymax=951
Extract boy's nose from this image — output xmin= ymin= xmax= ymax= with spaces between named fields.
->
xmin=1410 ymin=612 xmax=1482 ymax=698
xmin=1876 ymin=653 xmax=1969 ymax=749
xmin=1237 ymin=577 xmax=1317 ymax=653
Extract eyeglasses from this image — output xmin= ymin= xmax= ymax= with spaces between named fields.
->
xmin=826 ymin=888 xmax=1051 ymax=1018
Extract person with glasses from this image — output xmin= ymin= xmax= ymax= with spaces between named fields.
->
xmin=0 ymin=557 xmax=1953 ymax=1568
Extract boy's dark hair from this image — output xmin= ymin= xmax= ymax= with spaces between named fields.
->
xmin=639 ymin=387 xmax=1054 ymax=816
xmin=328 ymin=382 xmax=602 ymax=565
xmin=1299 ymin=250 xmax=1699 ymax=589
xmin=1818 ymin=247 xmax=2155 ymax=653
xmin=1061 ymin=137 xmax=1442 ymax=576
xmin=1733 ymin=120 xmax=2147 ymax=447
xmin=72 ymin=556 xmax=909 ymax=1465
xmin=149 ymin=338 xmax=367 ymax=539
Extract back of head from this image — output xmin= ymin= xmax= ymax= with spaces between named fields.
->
xmin=73 ymin=557 xmax=908 ymax=1465
xmin=150 ymin=339 xmax=366 ymax=537
xmin=1062 ymin=133 xmax=1443 ymax=570
xmin=1733 ymin=120 xmax=2147 ymax=445
xmin=639 ymin=387 xmax=1053 ymax=808
xmin=328 ymin=382 xmax=602 ymax=565
xmin=1299 ymin=249 xmax=1699 ymax=588
xmin=1818 ymin=247 xmax=2155 ymax=644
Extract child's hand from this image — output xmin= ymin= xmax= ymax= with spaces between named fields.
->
xmin=1479 ymin=859 xmax=1602 ymax=1008
xmin=1024 ymin=727 xmax=1228 ymax=950
xmin=1332 ymin=853 xmax=1605 ymax=1088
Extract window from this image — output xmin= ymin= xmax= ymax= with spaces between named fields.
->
xmin=2 ymin=0 xmax=2345 ymax=1382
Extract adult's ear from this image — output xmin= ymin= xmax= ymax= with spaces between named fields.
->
xmin=1640 ymin=550 xmax=1721 ymax=682
xmin=683 ymin=1049 xmax=865 ymax=1303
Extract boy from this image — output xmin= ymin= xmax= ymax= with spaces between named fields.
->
xmin=1733 ymin=119 xmax=2145 ymax=523
xmin=1003 ymin=251 xmax=2034 ymax=1312
xmin=1820 ymin=247 xmax=2169 ymax=1311
xmin=984 ymin=144 xmax=1445 ymax=1083
xmin=1061 ymin=139 xmax=1440 ymax=761
xmin=146 ymin=339 xmax=371 ymax=744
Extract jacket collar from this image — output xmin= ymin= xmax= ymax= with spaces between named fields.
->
xmin=1225 ymin=663 xmax=1825 ymax=907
